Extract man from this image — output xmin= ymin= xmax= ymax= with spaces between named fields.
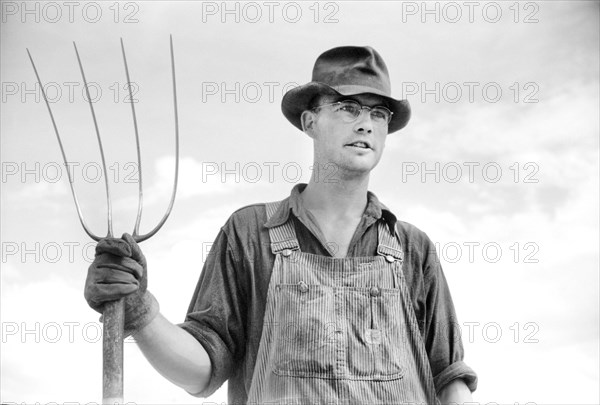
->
xmin=85 ymin=46 xmax=478 ymax=404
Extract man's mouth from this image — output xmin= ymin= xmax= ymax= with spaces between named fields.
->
xmin=345 ymin=141 xmax=371 ymax=150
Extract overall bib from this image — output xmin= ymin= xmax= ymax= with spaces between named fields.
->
xmin=247 ymin=201 xmax=439 ymax=405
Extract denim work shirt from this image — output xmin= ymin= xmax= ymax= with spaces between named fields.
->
xmin=179 ymin=183 xmax=478 ymax=403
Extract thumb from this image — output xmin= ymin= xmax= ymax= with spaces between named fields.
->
xmin=121 ymin=233 xmax=146 ymax=267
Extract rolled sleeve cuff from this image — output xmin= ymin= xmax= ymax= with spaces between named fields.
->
xmin=178 ymin=321 xmax=233 ymax=398
xmin=434 ymin=360 xmax=478 ymax=394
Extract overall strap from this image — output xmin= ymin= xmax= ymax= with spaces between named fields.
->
xmin=386 ymin=220 xmax=427 ymax=338
xmin=376 ymin=222 xmax=404 ymax=262
xmin=265 ymin=201 xmax=300 ymax=255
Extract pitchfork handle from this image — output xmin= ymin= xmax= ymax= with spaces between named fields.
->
xmin=103 ymin=298 xmax=125 ymax=403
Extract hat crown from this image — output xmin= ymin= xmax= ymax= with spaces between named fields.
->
xmin=281 ymin=45 xmax=410 ymax=134
xmin=311 ymin=46 xmax=391 ymax=96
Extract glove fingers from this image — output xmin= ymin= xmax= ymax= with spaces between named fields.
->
xmin=95 ymin=254 xmax=144 ymax=281
xmin=96 ymin=238 xmax=132 ymax=257
xmin=85 ymin=233 xmax=149 ymax=318
xmin=95 ymin=283 xmax=138 ymax=298
xmin=96 ymin=268 xmax=141 ymax=286
xmin=85 ymin=283 xmax=138 ymax=311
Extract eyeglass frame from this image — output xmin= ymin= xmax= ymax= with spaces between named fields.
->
xmin=311 ymin=99 xmax=394 ymax=125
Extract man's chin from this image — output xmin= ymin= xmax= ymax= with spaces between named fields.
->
xmin=338 ymin=161 xmax=378 ymax=178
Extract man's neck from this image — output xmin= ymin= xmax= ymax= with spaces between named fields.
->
xmin=301 ymin=171 xmax=370 ymax=219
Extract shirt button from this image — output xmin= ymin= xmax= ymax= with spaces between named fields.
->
xmin=385 ymin=255 xmax=395 ymax=263
xmin=282 ymin=249 xmax=292 ymax=257
xmin=298 ymin=281 xmax=309 ymax=293
xmin=369 ymin=286 xmax=381 ymax=297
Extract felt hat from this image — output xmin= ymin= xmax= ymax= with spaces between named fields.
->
xmin=281 ymin=46 xmax=410 ymax=134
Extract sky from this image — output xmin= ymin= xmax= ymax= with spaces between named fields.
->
xmin=1 ymin=0 xmax=599 ymax=403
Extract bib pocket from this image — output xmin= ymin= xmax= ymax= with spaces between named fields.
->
xmin=272 ymin=283 xmax=338 ymax=378
xmin=345 ymin=287 xmax=406 ymax=380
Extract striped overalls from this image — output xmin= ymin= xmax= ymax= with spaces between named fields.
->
xmin=247 ymin=201 xmax=439 ymax=404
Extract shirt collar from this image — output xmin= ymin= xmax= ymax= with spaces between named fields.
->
xmin=264 ymin=183 xmax=397 ymax=231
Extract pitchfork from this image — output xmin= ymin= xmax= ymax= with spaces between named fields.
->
xmin=27 ymin=37 xmax=179 ymax=403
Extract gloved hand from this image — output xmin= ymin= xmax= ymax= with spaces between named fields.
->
xmin=84 ymin=233 xmax=159 ymax=337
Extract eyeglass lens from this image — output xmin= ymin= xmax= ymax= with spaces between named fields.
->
xmin=334 ymin=101 xmax=392 ymax=124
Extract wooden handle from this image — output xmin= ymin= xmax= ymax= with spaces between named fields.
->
xmin=102 ymin=298 xmax=125 ymax=403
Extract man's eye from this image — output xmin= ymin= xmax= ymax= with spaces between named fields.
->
xmin=371 ymin=110 xmax=387 ymax=120
xmin=339 ymin=105 xmax=359 ymax=114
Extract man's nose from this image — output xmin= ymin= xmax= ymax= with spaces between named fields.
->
xmin=354 ymin=108 xmax=373 ymax=133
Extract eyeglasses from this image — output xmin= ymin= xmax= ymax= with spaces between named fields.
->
xmin=313 ymin=100 xmax=393 ymax=125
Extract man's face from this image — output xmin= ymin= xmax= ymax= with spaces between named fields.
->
xmin=303 ymin=94 xmax=390 ymax=178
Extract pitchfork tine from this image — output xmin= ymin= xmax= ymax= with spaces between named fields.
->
xmin=131 ymin=35 xmax=180 ymax=243
xmin=119 ymin=38 xmax=144 ymax=239
xmin=26 ymin=48 xmax=106 ymax=242
xmin=73 ymin=42 xmax=114 ymax=239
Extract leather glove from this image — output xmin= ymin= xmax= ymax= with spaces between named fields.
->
xmin=84 ymin=233 xmax=159 ymax=337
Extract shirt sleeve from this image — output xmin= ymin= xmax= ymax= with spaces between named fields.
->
xmin=421 ymin=234 xmax=478 ymax=394
xmin=178 ymin=225 xmax=247 ymax=398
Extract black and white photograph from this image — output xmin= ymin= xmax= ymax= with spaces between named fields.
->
xmin=1 ymin=1 xmax=598 ymax=403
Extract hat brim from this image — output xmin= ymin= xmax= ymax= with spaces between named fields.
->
xmin=282 ymin=82 xmax=410 ymax=134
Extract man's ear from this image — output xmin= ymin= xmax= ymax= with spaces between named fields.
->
xmin=301 ymin=110 xmax=317 ymax=138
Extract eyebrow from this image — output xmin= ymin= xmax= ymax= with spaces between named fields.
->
xmin=338 ymin=98 xmax=388 ymax=108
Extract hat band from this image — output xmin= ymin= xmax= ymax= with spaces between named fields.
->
xmin=331 ymin=84 xmax=390 ymax=98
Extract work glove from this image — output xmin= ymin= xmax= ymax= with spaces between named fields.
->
xmin=84 ymin=233 xmax=159 ymax=337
